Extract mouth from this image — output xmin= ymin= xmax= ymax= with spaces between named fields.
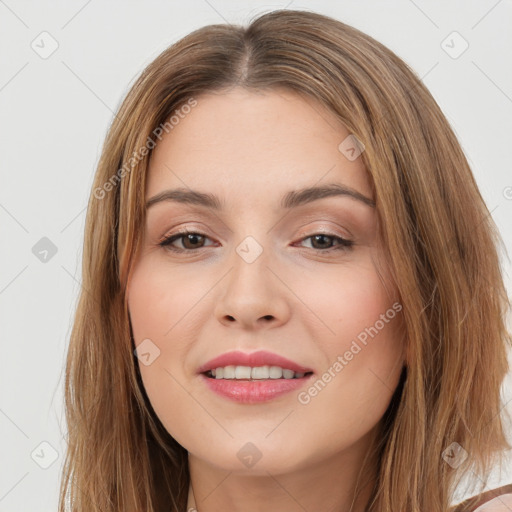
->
xmin=202 ymin=366 xmax=314 ymax=380
xmin=197 ymin=350 xmax=315 ymax=403
xmin=197 ymin=349 xmax=314 ymax=376
xmin=199 ymin=369 xmax=314 ymax=404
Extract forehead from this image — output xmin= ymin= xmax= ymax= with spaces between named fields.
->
xmin=146 ymin=87 xmax=372 ymax=209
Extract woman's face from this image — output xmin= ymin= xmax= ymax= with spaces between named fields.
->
xmin=127 ymin=87 xmax=405 ymax=475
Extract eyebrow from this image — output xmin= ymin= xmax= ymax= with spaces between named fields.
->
xmin=145 ymin=183 xmax=376 ymax=210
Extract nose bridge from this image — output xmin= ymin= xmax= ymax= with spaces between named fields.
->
xmin=228 ymin=232 xmax=273 ymax=298
xmin=213 ymin=230 xmax=291 ymax=328
xmin=227 ymin=206 xmax=273 ymax=276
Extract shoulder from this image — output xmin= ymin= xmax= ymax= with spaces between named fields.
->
xmin=451 ymin=485 xmax=512 ymax=512
xmin=473 ymin=493 xmax=512 ymax=511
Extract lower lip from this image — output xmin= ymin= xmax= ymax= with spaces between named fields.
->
xmin=200 ymin=373 xmax=314 ymax=404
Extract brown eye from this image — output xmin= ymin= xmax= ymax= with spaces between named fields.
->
xmin=299 ymin=233 xmax=353 ymax=252
xmin=159 ymin=231 xmax=213 ymax=251
xmin=310 ymin=234 xmax=334 ymax=250
xmin=180 ymin=233 xmax=206 ymax=250
xmin=158 ymin=230 xmax=353 ymax=254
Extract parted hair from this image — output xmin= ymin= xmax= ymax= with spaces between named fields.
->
xmin=59 ymin=9 xmax=511 ymax=512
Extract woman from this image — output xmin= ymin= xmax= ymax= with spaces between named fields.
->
xmin=58 ymin=9 xmax=512 ymax=512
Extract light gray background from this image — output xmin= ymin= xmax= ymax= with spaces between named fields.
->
xmin=1 ymin=0 xmax=511 ymax=510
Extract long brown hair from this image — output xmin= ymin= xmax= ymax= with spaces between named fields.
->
xmin=58 ymin=9 xmax=511 ymax=512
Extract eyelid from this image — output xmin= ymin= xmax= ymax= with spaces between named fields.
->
xmin=295 ymin=219 xmax=354 ymax=240
xmin=158 ymin=227 xmax=354 ymax=254
xmin=296 ymin=225 xmax=351 ymax=240
xmin=157 ymin=227 xmax=217 ymax=246
xmin=157 ymin=223 xmax=351 ymax=244
xmin=157 ymin=223 xmax=219 ymax=243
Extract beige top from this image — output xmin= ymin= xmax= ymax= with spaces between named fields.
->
xmin=450 ymin=485 xmax=512 ymax=512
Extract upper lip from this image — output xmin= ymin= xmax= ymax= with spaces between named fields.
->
xmin=198 ymin=350 xmax=314 ymax=374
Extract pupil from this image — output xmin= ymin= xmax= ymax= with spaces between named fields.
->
xmin=185 ymin=234 xmax=203 ymax=249
xmin=313 ymin=234 xmax=331 ymax=249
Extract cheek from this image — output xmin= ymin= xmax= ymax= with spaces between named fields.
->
xmin=127 ymin=260 xmax=205 ymax=445
xmin=293 ymin=300 xmax=404 ymax=465
xmin=127 ymin=257 xmax=208 ymax=344
xmin=293 ymin=256 xmax=405 ymax=422
xmin=291 ymin=253 xmax=400 ymax=352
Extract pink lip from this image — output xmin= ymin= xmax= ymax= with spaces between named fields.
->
xmin=197 ymin=350 xmax=314 ymax=404
xmin=200 ymin=373 xmax=314 ymax=404
xmin=197 ymin=350 xmax=313 ymax=374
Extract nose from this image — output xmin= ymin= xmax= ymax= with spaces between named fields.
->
xmin=213 ymin=240 xmax=291 ymax=330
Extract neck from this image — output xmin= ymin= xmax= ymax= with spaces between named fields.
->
xmin=186 ymin=428 xmax=378 ymax=512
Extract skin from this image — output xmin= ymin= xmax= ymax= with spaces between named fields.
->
xmin=126 ymin=87 xmax=406 ymax=512
xmin=475 ymin=495 xmax=512 ymax=512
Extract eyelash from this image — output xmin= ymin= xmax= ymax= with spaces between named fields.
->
xmin=158 ymin=229 xmax=354 ymax=254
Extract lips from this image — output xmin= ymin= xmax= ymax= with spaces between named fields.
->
xmin=197 ymin=350 xmax=314 ymax=375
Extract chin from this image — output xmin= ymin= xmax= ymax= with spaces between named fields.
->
xmin=189 ymin=437 xmax=310 ymax=476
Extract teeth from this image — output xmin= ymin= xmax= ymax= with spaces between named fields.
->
xmin=282 ymin=369 xmax=295 ymax=379
xmin=209 ymin=365 xmax=308 ymax=380
xmin=252 ymin=365 xmax=270 ymax=379
xmin=223 ymin=365 xmax=236 ymax=379
xmin=235 ymin=366 xmax=252 ymax=379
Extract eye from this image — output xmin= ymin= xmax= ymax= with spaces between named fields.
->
xmin=296 ymin=233 xmax=353 ymax=252
xmin=158 ymin=229 xmax=214 ymax=251
xmin=158 ymin=229 xmax=353 ymax=253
